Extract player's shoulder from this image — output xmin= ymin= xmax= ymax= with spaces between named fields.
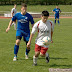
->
xmin=26 ymin=12 xmax=32 ymax=16
xmin=36 ymin=20 xmax=41 ymax=24
xmin=58 ymin=8 xmax=60 ymax=10
xmin=47 ymin=20 xmax=54 ymax=24
xmin=47 ymin=20 xmax=53 ymax=22
xmin=16 ymin=12 xmax=20 ymax=14
xmin=26 ymin=12 xmax=33 ymax=18
xmin=12 ymin=8 xmax=14 ymax=10
xmin=34 ymin=20 xmax=41 ymax=26
xmin=14 ymin=12 xmax=20 ymax=16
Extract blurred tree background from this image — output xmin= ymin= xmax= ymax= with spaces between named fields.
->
xmin=0 ymin=0 xmax=72 ymax=5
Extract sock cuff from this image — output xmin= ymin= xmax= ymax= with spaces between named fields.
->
xmin=33 ymin=55 xmax=38 ymax=59
xmin=15 ymin=44 xmax=19 ymax=47
xmin=45 ymin=53 xmax=49 ymax=57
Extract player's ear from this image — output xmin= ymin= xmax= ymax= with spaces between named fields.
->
xmin=41 ymin=15 xmax=43 ymax=18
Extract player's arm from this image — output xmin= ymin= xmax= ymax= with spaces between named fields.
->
xmin=59 ymin=10 xmax=61 ymax=13
xmin=11 ymin=13 xmax=13 ymax=17
xmin=27 ymin=22 xmax=38 ymax=48
xmin=27 ymin=33 xmax=34 ymax=48
xmin=29 ymin=14 xmax=34 ymax=28
xmin=11 ymin=9 xmax=14 ymax=17
xmin=51 ymin=21 xmax=54 ymax=43
xmin=52 ymin=8 xmax=56 ymax=14
xmin=6 ymin=13 xmax=17 ymax=33
xmin=6 ymin=20 xmax=13 ymax=33
xmin=32 ymin=24 xmax=34 ymax=27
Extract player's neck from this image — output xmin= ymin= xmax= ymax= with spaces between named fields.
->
xmin=42 ymin=20 xmax=47 ymax=23
xmin=21 ymin=12 xmax=26 ymax=15
xmin=14 ymin=7 xmax=16 ymax=9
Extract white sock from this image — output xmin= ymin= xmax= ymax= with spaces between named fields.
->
xmin=33 ymin=55 xmax=38 ymax=64
xmin=45 ymin=52 xmax=49 ymax=57
xmin=11 ymin=23 xmax=14 ymax=26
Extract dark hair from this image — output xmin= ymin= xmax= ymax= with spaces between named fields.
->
xmin=42 ymin=11 xmax=49 ymax=16
xmin=21 ymin=3 xmax=27 ymax=7
xmin=14 ymin=4 xmax=16 ymax=6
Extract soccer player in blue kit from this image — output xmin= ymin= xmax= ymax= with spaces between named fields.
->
xmin=6 ymin=3 xmax=34 ymax=61
xmin=52 ymin=6 xmax=61 ymax=25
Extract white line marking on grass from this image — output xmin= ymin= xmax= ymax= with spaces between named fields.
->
xmin=49 ymin=68 xmax=72 ymax=72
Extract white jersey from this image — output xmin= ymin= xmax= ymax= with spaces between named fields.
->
xmin=31 ymin=20 xmax=54 ymax=48
xmin=11 ymin=8 xmax=17 ymax=17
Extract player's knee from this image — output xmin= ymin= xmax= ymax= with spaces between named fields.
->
xmin=16 ymin=39 xmax=20 ymax=45
xmin=40 ymin=52 xmax=45 ymax=57
xmin=57 ymin=19 xmax=59 ymax=20
xmin=27 ymin=47 xmax=30 ymax=50
xmin=35 ymin=52 xmax=40 ymax=57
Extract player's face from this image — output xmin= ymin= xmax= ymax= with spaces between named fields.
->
xmin=56 ymin=6 xmax=58 ymax=9
xmin=41 ymin=16 xmax=48 ymax=23
xmin=14 ymin=5 xmax=16 ymax=8
xmin=21 ymin=7 xmax=27 ymax=14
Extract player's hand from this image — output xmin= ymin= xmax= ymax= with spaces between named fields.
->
xmin=51 ymin=40 xmax=53 ymax=43
xmin=6 ymin=27 xmax=10 ymax=33
xmin=54 ymin=12 xmax=56 ymax=14
xmin=27 ymin=42 xmax=31 ymax=48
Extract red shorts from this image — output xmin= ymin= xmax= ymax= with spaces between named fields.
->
xmin=35 ymin=44 xmax=48 ymax=55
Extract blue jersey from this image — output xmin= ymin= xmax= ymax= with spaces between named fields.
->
xmin=53 ymin=8 xmax=61 ymax=15
xmin=12 ymin=12 xmax=34 ymax=33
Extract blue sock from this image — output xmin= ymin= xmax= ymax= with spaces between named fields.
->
xmin=58 ymin=20 xmax=60 ymax=24
xmin=14 ymin=44 xmax=19 ymax=55
xmin=55 ymin=20 xmax=56 ymax=24
xmin=26 ymin=48 xmax=30 ymax=55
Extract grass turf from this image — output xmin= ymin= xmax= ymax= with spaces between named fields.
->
xmin=0 ymin=5 xmax=72 ymax=12
xmin=0 ymin=18 xmax=72 ymax=72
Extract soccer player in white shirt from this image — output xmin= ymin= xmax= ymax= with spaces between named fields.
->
xmin=11 ymin=4 xmax=17 ymax=30
xmin=27 ymin=11 xmax=54 ymax=66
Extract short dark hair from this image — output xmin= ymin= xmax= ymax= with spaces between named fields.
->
xmin=14 ymin=4 xmax=16 ymax=6
xmin=21 ymin=3 xmax=27 ymax=7
xmin=42 ymin=11 xmax=49 ymax=16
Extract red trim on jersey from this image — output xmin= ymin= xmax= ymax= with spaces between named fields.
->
xmin=37 ymin=22 xmax=40 ymax=32
xmin=50 ymin=22 xmax=52 ymax=28
xmin=13 ymin=11 xmax=14 ymax=13
xmin=49 ymin=21 xmax=53 ymax=41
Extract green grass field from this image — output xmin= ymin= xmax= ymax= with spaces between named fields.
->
xmin=0 ymin=18 xmax=72 ymax=72
xmin=0 ymin=5 xmax=72 ymax=16
xmin=0 ymin=5 xmax=72 ymax=12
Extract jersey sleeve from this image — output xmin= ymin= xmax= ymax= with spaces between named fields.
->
xmin=59 ymin=8 xmax=61 ymax=12
xmin=11 ymin=8 xmax=14 ymax=13
xmin=53 ymin=8 xmax=55 ymax=11
xmin=29 ymin=15 xmax=34 ymax=24
xmin=12 ymin=13 xmax=17 ymax=21
xmin=31 ymin=21 xmax=39 ymax=34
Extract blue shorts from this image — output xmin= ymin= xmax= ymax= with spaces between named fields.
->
xmin=55 ymin=14 xmax=59 ymax=19
xmin=16 ymin=30 xmax=30 ymax=41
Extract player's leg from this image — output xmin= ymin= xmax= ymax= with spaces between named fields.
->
xmin=25 ymin=41 xmax=30 ymax=59
xmin=11 ymin=21 xmax=16 ymax=30
xmin=23 ymin=34 xmax=30 ymax=59
xmin=13 ymin=30 xmax=22 ymax=61
xmin=57 ymin=15 xmax=60 ymax=25
xmin=33 ymin=52 xmax=40 ymax=66
xmin=33 ymin=44 xmax=41 ymax=66
xmin=54 ymin=15 xmax=56 ymax=24
xmin=14 ymin=22 xmax=16 ymax=30
xmin=13 ymin=21 xmax=16 ymax=30
xmin=57 ymin=19 xmax=60 ymax=24
xmin=40 ymin=47 xmax=49 ymax=63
